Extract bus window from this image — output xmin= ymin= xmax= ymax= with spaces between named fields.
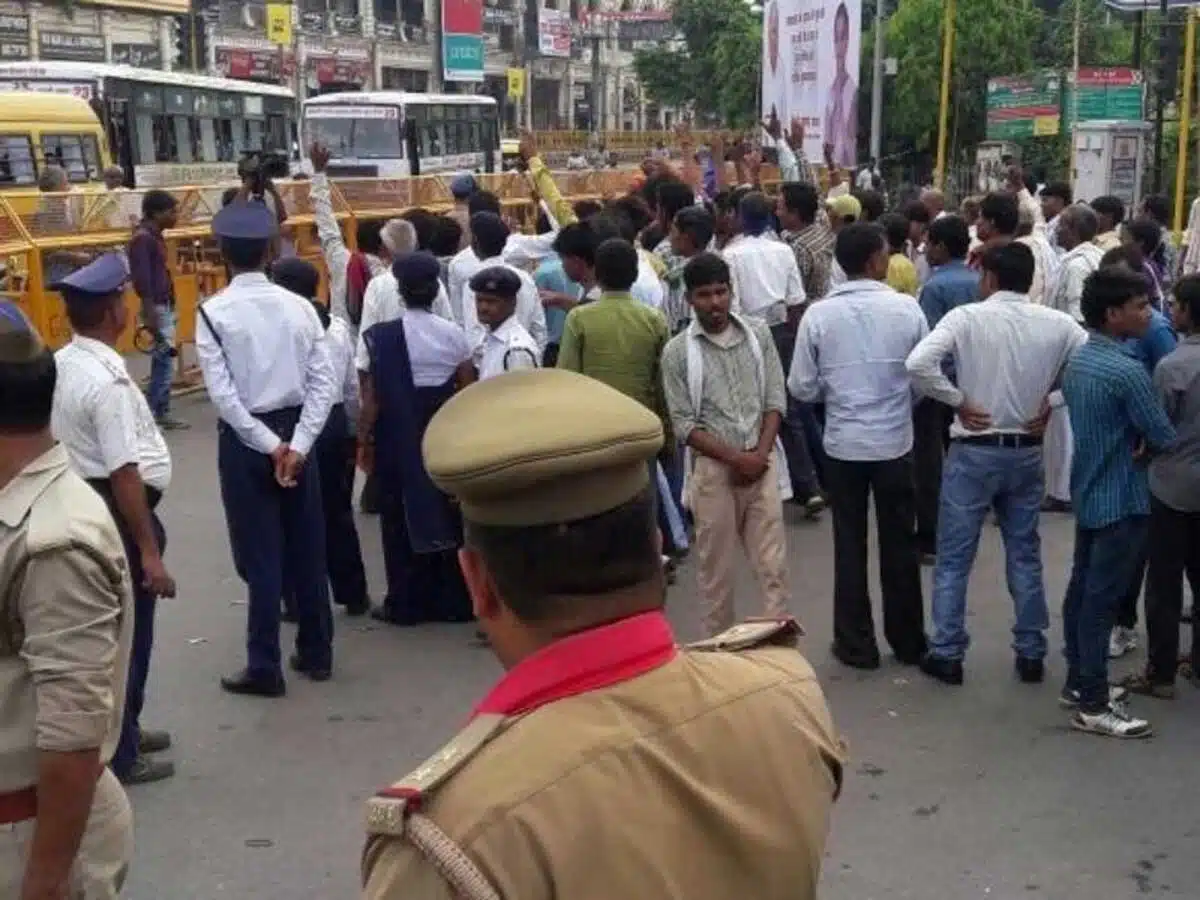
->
xmin=197 ymin=118 xmax=218 ymax=162
xmin=215 ymin=119 xmax=236 ymax=161
xmin=244 ymin=119 xmax=265 ymax=152
xmin=172 ymin=117 xmax=193 ymax=163
xmin=307 ymin=112 xmax=403 ymax=159
xmin=41 ymin=134 xmax=100 ymax=183
xmin=0 ymin=134 xmax=35 ymax=185
xmin=149 ymin=115 xmax=177 ymax=162
xmin=266 ymin=114 xmax=288 ymax=154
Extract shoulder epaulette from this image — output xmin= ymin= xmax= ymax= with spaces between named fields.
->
xmin=365 ymin=713 xmax=505 ymax=837
xmin=685 ymin=617 xmax=804 ymax=653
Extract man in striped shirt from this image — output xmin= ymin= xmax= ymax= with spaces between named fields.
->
xmin=1060 ymin=265 xmax=1176 ymax=739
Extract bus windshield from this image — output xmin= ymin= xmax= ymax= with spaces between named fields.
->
xmin=304 ymin=106 xmax=402 ymax=159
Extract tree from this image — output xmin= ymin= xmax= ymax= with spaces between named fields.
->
xmin=633 ymin=0 xmax=763 ymax=128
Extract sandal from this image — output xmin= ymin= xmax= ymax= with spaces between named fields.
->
xmin=1120 ymin=672 xmax=1176 ymax=700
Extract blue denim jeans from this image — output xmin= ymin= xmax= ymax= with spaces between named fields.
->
xmin=145 ymin=304 xmax=175 ymax=419
xmin=1063 ymin=516 xmax=1149 ymax=713
xmin=928 ymin=443 xmax=1048 ymax=661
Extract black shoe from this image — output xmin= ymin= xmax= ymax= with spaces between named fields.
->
xmin=289 ymin=654 xmax=332 ymax=682
xmin=1015 ymin=656 xmax=1045 ymax=684
xmin=117 ymin=755 xmax=176 ymax=786
xmin=281 ymin=608 xmax=298 ymax=624
xmin=919 ymin=653 xmax=964 ymax=685
xmin=919 ymin=552 xmax=937 ymax=567
xmin=344 ymin=600 xmax=370 ymax=617
xmin=138 ymin=729 xmax=172 ymax=754
xmin=831 ymin=642 xmax=881 ymax=670
xmin=220 ymin=669 xmax=286 ymax=697
xmin=370 ymin=606 xmax=424 ymax=626
xmin=359 ymin=475 xmax=380 ymax=515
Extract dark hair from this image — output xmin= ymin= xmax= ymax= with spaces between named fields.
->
xmin=738 ymin=191 xmax=773 ymax=236
xmin=834 ymin=223 xmax=886 ymax=277
xmin=903 ymin=200 xmax=931 ymax=226
xmin=142 ymin=189 xmax=177 ymax=219
xmin=980 ymin=191 xmax=1019 ymax=236
xmin=1080 ymin=264 xmax=1148 ymax=329
xmin=221 ymin=237 xmax=269 ymax=270
xmin=1125 ymin=218 xmax=1162 ymax=255
xmin=673 ymin=206 xmax=715 ymax=251
xmin=926 ymin=214 xmax=970 ymax=260
xmin=1142 ymin=193 xmax=1170 ymax=225
xmin=270 ymin=257 xmax=320 ymax=300
xmin=221 ymin=187 xmax=240 ymax=208
xmin=61 ymin=288 xmax=119 ymax=331
xmin=594 ymin=238 xmax=639 ymax=292
xmin=714 ymin=186 xmax=751 ymax=215
xmin=640 ymin=222 xmax=665 ymax=253
xmin=656 ymin=179 xmax=695 ymax=223
xmin=1175 ymin=273 xmax=1200 ymax=323
xmin=553 ymin=221 xmax=599 ymax=266
xmin=588 ymin=213 xmax=625 ymax=245
xmin=0 ymin=350 xmax=56 ymax=433
xmin=309 ymin=298 xmax=331 ymax=330
xmin=780 ymin=182 xmax=820 ymax=223
xmin=1091 ymin=194 xmax=1125 ymax=227
xmin=462 ymin=487 xmax=660 ymax=623
xmin=610 ymin=194 xmax=653 ymax=236
xmin=1022 ymin=173 xmax=1037 ymax=195
xmin=682 ymin=252 xmax=730 ymax=292
xmin=401 ymin=279 xmax=439 ymax=310
xmin=856 ymin=189 xmax=885 ymax=222
xmin=468 ymin=190 xmax=502 ymax=216
xmin=428 ymin=216 xmax=463 ymax=257
xmin=357 ymin=218 xmax=385 ymax=255
xmin=1041 ymin=182 xmax=1072 ymax=205
xmin=535 ymin=210 xmax=553 ymax=235
xmin=470 ymin=212 xmax=510 ymax=259
xmin=573 ymin=199 xmax=603 ymax=220
xmin=401 ymin=208 xmax=438 ymax=251
xmin=1061 ymin=204 xmax=1098 ymax=242
xmin=1099 ymin=245 xmax=1135 ymax=268
xmin=980 ymin=241 xmax=1035 ymax=293
xmin=878 ymin=212 xmax=909 ymax=254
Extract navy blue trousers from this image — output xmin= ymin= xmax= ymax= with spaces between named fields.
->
xmin=218 ymin=414 xmax=333 ymax=678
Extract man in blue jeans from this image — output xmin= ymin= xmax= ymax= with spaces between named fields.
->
xmin=906 ymin=243 xmax=1087 ymax=686
xmin=1060 ymin=264 xmax=1176 ymax=738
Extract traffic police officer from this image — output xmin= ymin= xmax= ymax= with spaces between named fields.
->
xmin=470 ymin=266 xmax=541 ymax=380
xmin=51 ymin=253 xmax=178 ymax=787
xmin=0 ymin=301 xmax=134 ymax=898
xmin=361 ymin=368 xmax=846 ymax=900
xmin=194 ymin=202 xmax=338 ymax=696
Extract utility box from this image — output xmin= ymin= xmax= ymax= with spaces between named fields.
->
xmin=1071 ymin=120 xmax=1151 ymax=209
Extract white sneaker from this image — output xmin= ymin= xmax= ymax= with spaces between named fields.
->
xmin=1071 ymin=704 xmax=1153 ymax=739
xmin=1058 ymin=685 xmax=1130 ymax=709
xmin=1108 ymin=626 xmax=1139 ymax=659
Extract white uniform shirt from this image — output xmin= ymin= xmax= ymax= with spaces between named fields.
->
xmin=477 ymin=316 xmax=541 ymax=380
xmin=195 ymin=272 xmax=337 ymax=458
xmin=723 ymin=233 xmax=806 ymax=326
xmin=401 ymin=309 xmax=473 ymax=387
xmin=460 ymin=257 xmax=548 ymax=352
xmin=905 ymin=289 xmax=1088 ymax=439
xmin=52 ymin=335 xmax=172 ymax=492
xmin=354 ymin=270 xmax=454 ymax=371
xmin=325 ymin=316 xmax=360 ymax=431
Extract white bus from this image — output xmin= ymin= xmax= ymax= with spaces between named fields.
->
xmin=0 ymin=61 xmax=296 ymax=188
xmin=301 ymin=91 xmax=499 ymax=178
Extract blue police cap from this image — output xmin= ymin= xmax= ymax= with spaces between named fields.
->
xmin=468 ymin=265 xmax=521 ymax=300
xmin=0 ymin=300 xmax=43 ymax=363
xmin=392 ymin=251 xmax=442 ymax=291
xmin=53 ymin=252 xmax=129 ymax=296
xmin=212 ymin=201 xmax=278 ymax=241
xmin=450 ymin=174 xmax=477 ymax=200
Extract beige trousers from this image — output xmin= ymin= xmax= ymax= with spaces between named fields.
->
xmin=0 ymin=769 xmax=133 ymax=899
xmin=691 ymin=454 xmax=791 ymax=636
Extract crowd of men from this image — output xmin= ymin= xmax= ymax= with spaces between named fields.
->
xmin=1 ymin=121 xmax=1198 ymax=895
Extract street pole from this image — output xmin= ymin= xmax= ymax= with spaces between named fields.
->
xmin=1154 ymin=0 xmax=1169 ymax=193
xmin=934 ymin=0 xmax=954 ymax=190
xmin=869 ymin=0 xmax=884 ymax=162
xmin=589 ymin=0 xmax=603 ymax=133
xmin=1070 ymin=0 xmax=1081 ymax=192
xmin=1174 ymin=9 xmax=1195 ymax=235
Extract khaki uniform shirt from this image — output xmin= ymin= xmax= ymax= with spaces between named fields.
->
xmin=362 ymin=615 xmax=844 ymax=900
xmin=0 ymin=445 xmax=133 ymax=792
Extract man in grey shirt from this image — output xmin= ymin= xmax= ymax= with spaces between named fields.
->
xmin=661 ymin=253 xmax=791 ymax=637
xmin=1129 ymin=275 xmax=1200 ymax=697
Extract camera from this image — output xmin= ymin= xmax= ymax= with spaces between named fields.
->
xmin=237 ymin=150 xmax=290 ymax=195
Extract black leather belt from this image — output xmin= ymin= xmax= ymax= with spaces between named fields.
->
xmin=956 ymin=433 xmax=1043 ymax=449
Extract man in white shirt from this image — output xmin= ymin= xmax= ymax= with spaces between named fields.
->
xmin=51 ymin=253 xmax=178 ymax=787
xmin=459 ymin=212 xmax=548 ymax=353
xmin=472 ymin=266 xmax=541 ymax=379
xmin=789 ymin=223 xmax=929 ymax=669
xmin=906 ymin=242 xmax=1087 ymax=686
xmin=195 ymin=202 xmax=338 ymax=697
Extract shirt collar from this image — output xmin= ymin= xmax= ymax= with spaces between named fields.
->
xmin=599 ymin=290 xmax=634 ymax=303
xmin=230 ymin=272 xmax=270 ymax=287
xmin=826 ymin=278 xmax=893 ymax=298
xmin=473 ymin=612 xmax=677 ymax=718
xmin=489 ymin=315 xmax=523 ymax=342
xmin=0 ymin=444 xmax=69 ymax=528
xmin=986 ymin=289 xmax=1029 ymax=304
xmin=71 ymin=333 xmax=124 ymax=366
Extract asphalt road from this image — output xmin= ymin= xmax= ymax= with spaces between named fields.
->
xmin=122 ymin=394 xmax=1199 ymax=900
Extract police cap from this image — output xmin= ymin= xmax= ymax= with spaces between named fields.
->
xmin=422 ymin=368 xmax=664 ymax=527
xmin=0 ymin=301 xmax=43 ymax=364
xmin=52 ymin=252 xmax=129 ymax=298
xmin=468 ymin=265 xmax=521 ymax=301
xmin=450 ymin=174 xmax=477 ymax=200
xmin=392 ymin=251 xmax=442 ymax=293
xmin=212 ymin=201 xmax=278 ymax=241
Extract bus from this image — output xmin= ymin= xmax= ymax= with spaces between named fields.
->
xmin=301 ymin=91 xmax=499 ymax=178
xmin=0 ymin=61 xmax=296 ymax=188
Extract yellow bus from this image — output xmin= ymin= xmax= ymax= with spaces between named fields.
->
xmin=0 ymin=91 xmax=111 ymax=190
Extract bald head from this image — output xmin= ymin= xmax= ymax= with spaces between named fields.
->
xmin=380 ymin=219 xmax=417 ymax=258
xmin=102 ymin=166 xmax=125 ymax=190
xmin=38 ymin=165 xmax=67 ymax=193
xmin=920 ymin=188 xmax=945 ymax=218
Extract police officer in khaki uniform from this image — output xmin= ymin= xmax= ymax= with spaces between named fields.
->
xmin=0 ymin=302 xmax=135 ymax=899
xmin=361 ymin=368 xmax=846 ymax=900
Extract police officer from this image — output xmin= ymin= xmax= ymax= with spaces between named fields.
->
xmin=194 ymin=202 xmax=338 ymax=696
xmin=0 ymin=302 xmax=134 ymax=898
xmin=361 ymin=368 xmax=846 ymax=900
xmin=51 ymin=253 xmax=178 ymax=787
xmin=470 ymin=266 xmax=541 ymax=380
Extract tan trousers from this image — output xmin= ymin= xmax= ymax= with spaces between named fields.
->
xmin=691 ymin=454 xmax=791 ymax=636
xmin=0 ymin=769 xmax=133 ymax=899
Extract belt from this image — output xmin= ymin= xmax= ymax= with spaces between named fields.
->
xmin=0 ymin=787 xmax=37 ymax=825
xmin=956 ymin=433 xmax=1043 ymax=449
xmin=86 ymin=479 xmax=163 ymax=511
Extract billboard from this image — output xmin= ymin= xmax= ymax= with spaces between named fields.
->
xmin=538 ymin=7 xmax=571 ymax=58
xmin=761 ymin=0 xmax=861 ymax=168
xmin=1065 ymin=67 xmax=1144 ymax=124
xmin=442 ymin=0 xmax=484 ymax=82
xmin=986 ymin=72 xmax=1061 ymax=140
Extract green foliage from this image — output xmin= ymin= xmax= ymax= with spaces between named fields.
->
xmin=633 ymin=0 xmax=763 ymax=128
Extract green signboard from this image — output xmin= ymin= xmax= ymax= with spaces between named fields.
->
xmin=986 ymin=71 xmax=1062 ymax=141
xmin=1064 ymin=67 xmax=1144 ymax=123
